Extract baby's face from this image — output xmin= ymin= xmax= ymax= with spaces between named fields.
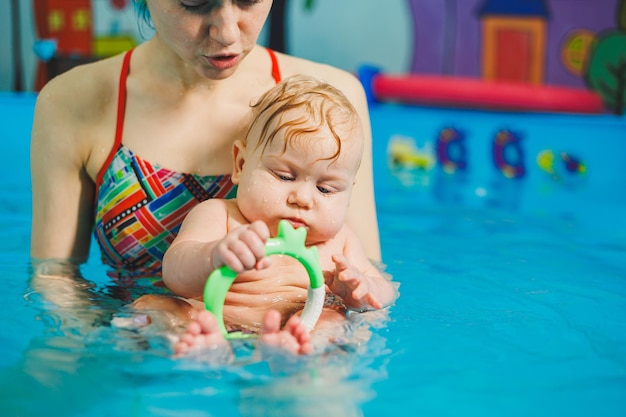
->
xmin=234 ymin=121 xmax=363 ymax=245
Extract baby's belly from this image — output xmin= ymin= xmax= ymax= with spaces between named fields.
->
xmin=221 ymin=255 xmax=309 ymax=332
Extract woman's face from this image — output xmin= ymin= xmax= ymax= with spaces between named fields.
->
xmin=146 ymin=0 xmax=273 ymax=79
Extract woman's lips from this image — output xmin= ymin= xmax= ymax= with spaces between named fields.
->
xmin=205 ymin=54 xmax=241 ymax=70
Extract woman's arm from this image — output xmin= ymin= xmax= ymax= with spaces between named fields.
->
xmin=342 ymin=77 xmax=381 ymax=262
xmin=28 ymin=71 xmax=107 ymax=335
xmin=30 ymin=74 xmax=97 ymax=264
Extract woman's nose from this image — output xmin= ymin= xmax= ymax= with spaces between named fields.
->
xmin=208 ymin=4 xmax=240 ymax=46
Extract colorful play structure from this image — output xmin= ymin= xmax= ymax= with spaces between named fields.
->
xmin=32 ymin=0 xmax=137 ymax=91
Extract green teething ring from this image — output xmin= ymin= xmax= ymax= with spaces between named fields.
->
xmin=204 ymin=220 xmax=326 ymax=340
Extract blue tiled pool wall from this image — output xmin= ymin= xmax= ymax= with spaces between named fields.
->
xmin=370 ymin=104 xmax=626 ymax=229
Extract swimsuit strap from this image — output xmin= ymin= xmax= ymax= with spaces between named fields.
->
xmin=95 ymin=48 xmax=134 ymax=190
xmin=96 ymin=47 xmax=279 ymax=192
xmin=267 ymin=48 xmax=282 ymax=84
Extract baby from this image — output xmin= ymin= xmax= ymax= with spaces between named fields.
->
xmin=137 ymin=75 xmax=397 ymax=357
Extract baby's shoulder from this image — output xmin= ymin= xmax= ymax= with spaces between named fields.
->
xmin=193 ymin=197 xmax=235 ymax=214
xmin=193 ymin=198 xmax=245 ymax=223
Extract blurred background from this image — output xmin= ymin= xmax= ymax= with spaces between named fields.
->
xmin=1 ymin=0 xmax=623 ymax=111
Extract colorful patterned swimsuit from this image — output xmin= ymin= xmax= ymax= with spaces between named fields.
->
xmin=93 ymin=48 xmax=282 ymax=284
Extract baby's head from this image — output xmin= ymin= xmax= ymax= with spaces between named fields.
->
xmin=233 ymin=75 xmax=364 ymax=244
xmin=244 ymin=74 xmax=364 ymax=171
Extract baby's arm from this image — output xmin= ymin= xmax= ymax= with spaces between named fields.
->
xmin=162 ymin=200 xmax=270 ymax=299
xmin=324 ymin=228 xmax=397 ymax=311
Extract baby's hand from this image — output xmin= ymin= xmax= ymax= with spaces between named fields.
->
xmin=324 ymin=254 xmax=383 ymax=310
xmin=212 ymin=221 xmax=271 ymax=273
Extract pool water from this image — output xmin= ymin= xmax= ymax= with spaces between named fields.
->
xmin=1 ymin=93 xmax=625 ymax=416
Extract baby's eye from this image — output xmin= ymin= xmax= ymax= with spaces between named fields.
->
xmin=272 ymin=170 xmax=294 ymax=181
xmin=317 ymin=186 xmax=331 ymax=194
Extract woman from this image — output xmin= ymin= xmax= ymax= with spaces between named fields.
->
xmin=30 ymin=0 xmax=380 ymax=289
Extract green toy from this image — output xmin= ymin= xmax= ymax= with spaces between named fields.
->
xmin=203 ymin=220 xmax=326 ymax=339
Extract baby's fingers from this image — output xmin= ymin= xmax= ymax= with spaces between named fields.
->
xmin=238 ymin=224 xmax=268 ymax=260
xmin=244 ymin=221 xmax=272 ymax=269
xmin=216 ymin=240 xmax=255 ymax=272
xmin=351 ymin=290 xmax=383 ymax=310
xmin=216 ymin=223 xmax=269 ymax=272
xmin=248 ymin=220 xmax=271 ymax=243
xmin=331 ymin=254 xmax=350 ymax=272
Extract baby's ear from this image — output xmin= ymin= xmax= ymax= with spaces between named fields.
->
xmin=231 ymin=140 xmax=246 ymax=183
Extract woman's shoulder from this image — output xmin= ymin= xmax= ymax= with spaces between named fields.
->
xmin=274 ymin=51 xmax=364 ymax=95
xmin=36 ymin=53 xmax=126 ymax=122
xmin=272 ymin=50 xmax=369 ymax=120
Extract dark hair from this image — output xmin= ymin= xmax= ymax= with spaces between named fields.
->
xmin=134 ymin=0 xmax=153 ymax=30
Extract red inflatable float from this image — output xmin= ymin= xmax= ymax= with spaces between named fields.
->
xmin=369 ymin=73 xmax=604 ymax=114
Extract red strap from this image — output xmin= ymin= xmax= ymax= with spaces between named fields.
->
xmin=96 ymin=47 xmax=276 ymax=191
xmin=95 ymin=49 xmax=134 ymax=189
xmin=266 ymin=48 xmax=281 ymax=84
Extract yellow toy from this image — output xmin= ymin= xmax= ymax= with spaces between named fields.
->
xmin=388 ymin=136 xmax=435 ymax=170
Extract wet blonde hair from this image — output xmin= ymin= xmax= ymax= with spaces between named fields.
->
xmin=246 ymin=74 xmax=362 ymax=163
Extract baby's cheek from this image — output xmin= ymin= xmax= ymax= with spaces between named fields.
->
xmin=312 ymin=221 xmax=342 ymax=243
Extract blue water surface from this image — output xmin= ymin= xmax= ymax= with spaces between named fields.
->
xmin=1 ymin=93 xmax=625 ymax=417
